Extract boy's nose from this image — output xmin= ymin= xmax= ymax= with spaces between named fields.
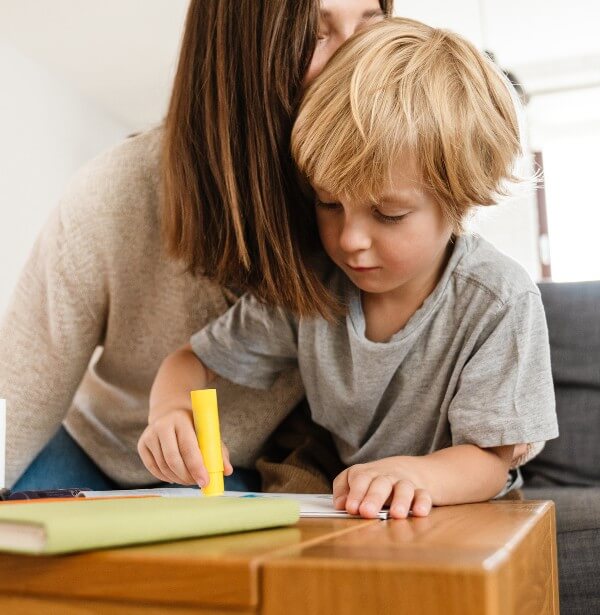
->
xmin=338 ymin=221 xmax=372 ymax=254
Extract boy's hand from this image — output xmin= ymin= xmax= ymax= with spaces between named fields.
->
xmin=137 ymin=408 xmax=233 ymax=487
xmin=332 ymin=457 xmax=432 ymax=520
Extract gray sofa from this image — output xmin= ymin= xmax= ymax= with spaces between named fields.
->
xmin=521 ymin=281 xmax=600 ymax=615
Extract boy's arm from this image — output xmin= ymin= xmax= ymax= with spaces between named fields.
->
xmin=141 ymin=290 xmax=299 ymax=486
xmin=402 ymin=443 xmax=515 ymax=505
xmin=333 ymin=444 xmax=514 ymax=519
xmin=149 ymin=343 xmax=216 ymax=422
xmin=138 ymin=344 xmax=231 ymax=487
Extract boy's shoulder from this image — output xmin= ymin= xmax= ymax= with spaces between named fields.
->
xmin=453 ymin=233 xmax=540 ymax=306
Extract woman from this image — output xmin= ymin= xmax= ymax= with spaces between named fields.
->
xmin=2 ymin=0 xmax=392 ymax=491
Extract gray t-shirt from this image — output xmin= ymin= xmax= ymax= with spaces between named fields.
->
xmin=191 ymin=233 xmax=559 ymax=468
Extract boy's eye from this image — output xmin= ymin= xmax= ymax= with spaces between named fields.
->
xmin=315 ymin=199 xmax=341 ymax=211
xmin=372 ymin=208 xmax=408 ymax=224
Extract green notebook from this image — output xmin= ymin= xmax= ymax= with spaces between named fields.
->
xmin=0 ymin=496 xmax=300 ymax=555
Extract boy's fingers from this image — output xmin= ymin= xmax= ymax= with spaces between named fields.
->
xmin=144 ymin=435 xmax=180 ymax=484
xmin=332 ymin=469 xmax=350 ymax=509
xmin=140 ymin=433 xmax=171 ymax=483
xmin=358 ymin=475 xmax=396 ymax=519
xmin=220 ymin=442 xmax=233 ymax=476
xmin=138 ymin=440 xmax=168 ymax=483
xmin=160 ymin=428 xmax=196 ymax=485
xmin=389 ymin=480 xmax=416 ymax=519
xmin=345 ymin=470 xmax=373 ymax=515
xmin=149 ymin=432 xmax=187 ymax=484
xmin=175 ymin=423 xmax=209 ymax=487
xmin=411 ymin=489 xmax=433 ymax=517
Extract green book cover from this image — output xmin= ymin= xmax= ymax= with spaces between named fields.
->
xmin=0 ymin=496 xmax=300 ymax=555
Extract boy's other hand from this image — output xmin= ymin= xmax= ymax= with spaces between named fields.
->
xmin=332 ymin=457 xmax=433 ymax=520
xmin=137 ymin=408 xmax=233 ymax=487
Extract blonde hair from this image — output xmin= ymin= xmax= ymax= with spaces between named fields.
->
xmin=291 ymin=17 xmax=523 ymax=232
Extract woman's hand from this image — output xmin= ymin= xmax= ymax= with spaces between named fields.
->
xmin=332 ymin=457 xmax=433 ymax=520
xmin=137 ymin=408 xmax=233 ymax=487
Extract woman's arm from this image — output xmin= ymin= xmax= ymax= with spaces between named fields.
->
xmin=0 ymin=207 xmax=105 ymax=488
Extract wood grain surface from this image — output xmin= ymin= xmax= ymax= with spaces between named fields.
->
xmin=262 ymin=501 xmax=558 ymax=615
xmin=0 ymin=519 xmax=368 ymax=610
xmin=0 ymin=502 xmax=558 ymax=615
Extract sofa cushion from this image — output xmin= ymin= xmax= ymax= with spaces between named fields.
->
xmin=522 ymin=282 xmax=600 ymax=487
xmin=522 ymin=486 xmax=600 ymax=533
xmin=523 ymin=487 xmax=600 ymax=615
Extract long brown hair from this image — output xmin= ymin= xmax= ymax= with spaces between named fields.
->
xmin=162 ymin=0 xmax=394 ymax=318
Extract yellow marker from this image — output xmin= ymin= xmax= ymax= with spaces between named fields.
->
xmin=190 ymin=389 xmax=224 ymax=496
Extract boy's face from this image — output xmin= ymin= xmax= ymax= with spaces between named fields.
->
xmin=313 ymin=156 xmax=454 ymax=300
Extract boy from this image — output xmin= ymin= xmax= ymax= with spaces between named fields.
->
xmin=139 ymin=18 xmax=558 ymax=519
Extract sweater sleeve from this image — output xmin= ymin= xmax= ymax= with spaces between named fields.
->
xmin=0 ymin=199 xmax=107 ymax=488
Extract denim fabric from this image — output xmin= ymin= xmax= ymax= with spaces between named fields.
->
xmin=13 ymin=426 xmax=118 ymax=491
xmin=13 ymin=425 xmax=260 ymax=492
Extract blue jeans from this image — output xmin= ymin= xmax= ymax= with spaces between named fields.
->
xmin=13 ymin=426 xmax=261 ymax=492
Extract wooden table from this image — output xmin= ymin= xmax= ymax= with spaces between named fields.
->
xmin=0 ymin=500 xmax=558 ymax=615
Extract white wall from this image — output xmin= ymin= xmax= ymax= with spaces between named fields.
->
xmin=0 ymin=41 xmax=129 ymax=317
xmin=465 ymin=167 xmax=540 ymax=280
xmin=0 ymin=0 xmax=188 ymax=128
xmin=394 ymin=0 xmax=483 ymax=47
xmin=528 ymin=88 xmax=600 ymax=282
xmin=483 ymin=0 xmax=600 ymax=282
xmin=481 ymin=0 xmax=600 ymax=70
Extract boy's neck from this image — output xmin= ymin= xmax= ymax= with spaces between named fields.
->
xmin=361 ymin=239 xmax=454 ymax=343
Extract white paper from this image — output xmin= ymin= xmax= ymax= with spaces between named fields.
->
xmin=82 ymin=488 xmax=389 ymax=519
xmin=0 ymin=399 xmax=5 ymax=489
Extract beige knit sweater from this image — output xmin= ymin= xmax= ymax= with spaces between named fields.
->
xmin=0 ymin=128 xmax=304 ymax=488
